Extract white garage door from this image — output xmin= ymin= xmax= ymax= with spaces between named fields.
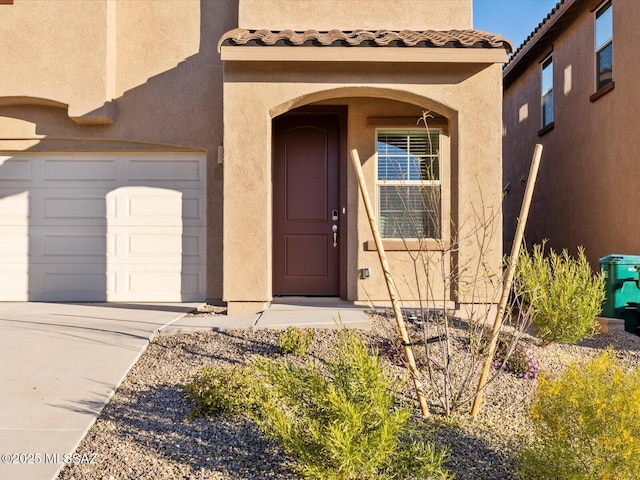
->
xmin=0 ymin=152 xmax=206 ymax=302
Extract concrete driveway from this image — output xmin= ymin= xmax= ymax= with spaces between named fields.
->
xmin=0 ymin=302 xmax=200 ymax=480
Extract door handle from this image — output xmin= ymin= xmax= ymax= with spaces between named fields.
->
xmin=332 ymin=224 xmax=338 ymax=247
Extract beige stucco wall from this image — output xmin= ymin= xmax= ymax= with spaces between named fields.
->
xmin=239 ymin=0 xmax=472 ymax=31
xmin=223 ymin=61 xmax=504 ymax=313
xmin=0 ymin=0 xmax=240 ymax=300
xmin=0 ymin=0 xmax=112 ymax=122
xmin=503 ymin=0 xmax=640 ymax=268
xmin=1 ymin=0 xmax=504 ymax=309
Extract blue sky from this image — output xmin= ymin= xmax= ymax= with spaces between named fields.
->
xmin=473 ymin=0 xmax=559 ymax=50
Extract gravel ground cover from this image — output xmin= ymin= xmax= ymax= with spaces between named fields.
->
xmin=58 ymin=313 xmax=640 ymax=480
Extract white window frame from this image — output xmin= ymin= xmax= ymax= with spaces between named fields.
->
xmin=595 ymin=0 xmax=613 ymax=91
xmin=375 ymin=128 xmax=442 ymax=240
xmin=541 ymin=55 xmax=554 ymax=128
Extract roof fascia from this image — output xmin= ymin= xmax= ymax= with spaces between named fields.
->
xmin=504 ymin=0 xmax=585 ymax=87
xmin=220 ymin=46 xmax=509 ymax=63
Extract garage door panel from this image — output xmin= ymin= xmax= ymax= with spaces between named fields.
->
xmin=26 ymin=226 xmax=113 ymax=264
xmin=111 ymin=188 xmax=205 ymax=227
xmin=42 ymin=233 xmax=113 ymax=259
xmin=117 ymin=264 xmax=205 ymax=302
xmin=0 ymin=152 xmax=206 ymax=301
xmin=182 ymin=231 xmax=206 ymax=261
xmin=116 ymin=227 xmax=205 ymax=264
xmin=29 ymin=187 xmax=207 ymax=227
xmin=1 ymin=153 xmax=206 ymax=187
xmin=24 ymin=263 xmax=114 ymax=302
xmin=0 ymin=266 xmax=29 ymax=301
xmin=183 ymin=196 xmax=205 ymax=223
xmin=26 ymin=189 xmax=114 ymax=227
xmin=0 ymin=156 xmax=32 ymax=182
xmin=0 ymin=190 xmax=29 ymax=226
xmin=119 ymin=230 xmax=182 ymax=263
xmin=0 ymin=226 xmax=29 ymax=264
xmin=42 ymin=272 xmax=113 ymax=302
xmin=27 ymin=226 xmax=205 ymax=265
xmin=44 ymin=159 xmax=117 ymax=182
xmin=16 ymin=264 xmax=205 ymax=303
xmin=114 ymin=188 xmax=182 ymax=226
xmin=128 ymin=158 xmax=202 ymax=182
xmin=124 ymin=232 xmax=180 ymax=257
xmin=36 ymin=155 xmax=121 ymax=189
xmin=42 ymin=195 xmax=111 ymax=221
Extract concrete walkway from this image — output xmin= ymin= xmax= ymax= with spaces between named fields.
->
xmin=161 ymin=297 xmax=371 ymax=334
xmin=0 ymin=302 xmax=200 ymax=480
xmin=0 ymin=299 xmax=369 ymax=480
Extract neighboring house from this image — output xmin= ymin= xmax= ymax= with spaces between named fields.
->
xmin=503 ymin=0 xmax=639 ymax=267
xmin=0 ymin=0 xmax=510 ymax=316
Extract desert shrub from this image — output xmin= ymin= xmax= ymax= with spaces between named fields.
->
xmin=278 ymin=326 xmax=315 ymax=356
xmin=492 ymin=339 xmax=539 ymax=380
xmin=519 ymin=350 xmax=640 ymax=479
xmin=474 ymin=327 xmax=539 ymax=380
xmin=514 ymin=243 xmax=604 ymax=343
xmin=184 ymin=364 xmax=256 ymax=420
xmin=251 ymin=330 xmax=452 ymax=480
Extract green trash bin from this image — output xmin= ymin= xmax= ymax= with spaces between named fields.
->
xmin=599 ymin=254 xmax=640 ymax=319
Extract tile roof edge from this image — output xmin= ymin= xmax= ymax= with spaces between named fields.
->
xmin=218 ymin=28 xmax=513 ymax=53
xmin=504 ymin=0 xmax=581 ymax=78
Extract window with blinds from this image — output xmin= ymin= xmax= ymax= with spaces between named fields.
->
xmin=376 ymin=129 xmax=441 ymax=239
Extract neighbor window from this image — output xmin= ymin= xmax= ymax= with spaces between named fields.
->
xmin=541 ymin=55 xmax=554 ymax=127
xmin=595 ymin=0 xmax=613 ymax=90
xmin=376 ymin=129 xmax=441 ymax=239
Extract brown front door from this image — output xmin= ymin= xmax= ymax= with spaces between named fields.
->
xmin=273 ymin=112 xmax=341 ymax=296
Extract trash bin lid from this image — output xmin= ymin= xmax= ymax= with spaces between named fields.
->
xmin=599 ymin=254 xmax=640 ymax=265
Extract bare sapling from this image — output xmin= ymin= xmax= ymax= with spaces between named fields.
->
xmin=376 ymin=111 xmax=538 ymax=415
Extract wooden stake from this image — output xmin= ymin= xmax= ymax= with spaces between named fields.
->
xmin=350 ymin=148 xmax=430 ymax=418
xmin=470 ymin=144 xmax=543 ymax=417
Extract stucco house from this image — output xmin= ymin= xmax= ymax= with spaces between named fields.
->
xmin=0 ymin=0 xmax=510 ymax=316
xmin=503 ymin=0 xmax=638 ymax=267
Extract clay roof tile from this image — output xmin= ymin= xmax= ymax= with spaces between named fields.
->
xmin=218 ymin=28 xmax=512 ymax=52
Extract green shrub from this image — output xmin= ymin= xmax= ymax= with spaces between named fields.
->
xmin=184 ymin=364 xmax=256 ymax=420
xmin=520 ymin=351 xmax=640 ymax=479
xmin=252 ymin=330 xmax=452 ymax=480
xmin=514 ymin=243 xmax=604 ymax=343
xmin=278 ymin=326 xmax=315 ymax=356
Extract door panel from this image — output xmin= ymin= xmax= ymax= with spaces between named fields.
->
xmin=285 ymin=234 xmax=328 ymax=277
xmin=273 ymin=113 xmax=341 ymax=295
